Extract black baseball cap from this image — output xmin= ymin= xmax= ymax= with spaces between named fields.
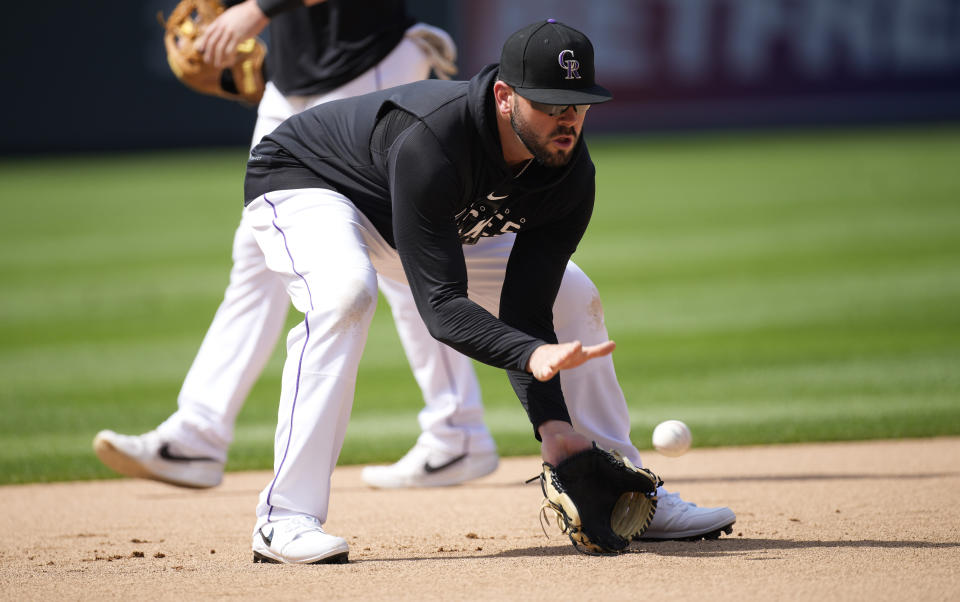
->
xmin=499 ymin=19 xmax=612 ymax=106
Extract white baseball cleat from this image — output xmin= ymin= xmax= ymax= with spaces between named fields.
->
xmin=636 ymin=488 xmax=736 ymax=541
xmin=92 ymin=429 xmax=224 ymax=489
xmin=361 ymin=443 xmax=499 ymax=488
xmin=252 ymin=516 xmax=349 ymax=564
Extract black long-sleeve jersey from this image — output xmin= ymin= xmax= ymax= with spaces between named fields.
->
xmin=266 ymin=0 xmax=413 ymax=96
xmin=245 ymin=64 xmax=597 ymax=431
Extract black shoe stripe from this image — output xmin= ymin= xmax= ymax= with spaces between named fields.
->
xmin=423 ymin=453 xmax=467 ymax=474
xmin=158 ymin=443 xmax=218 ymax=463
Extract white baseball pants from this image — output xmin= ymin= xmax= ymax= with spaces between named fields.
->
xmin=248 ymin=189 xmax=638 ymax=524
xmin=158 ymin=35 xmax=494 ymax=460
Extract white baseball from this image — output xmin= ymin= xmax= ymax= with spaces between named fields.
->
xmin=652 ymin=420 xmax=692 ymax=457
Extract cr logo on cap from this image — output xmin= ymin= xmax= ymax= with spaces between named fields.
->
xmin=558 ymin=49 xmax=581 ymax=80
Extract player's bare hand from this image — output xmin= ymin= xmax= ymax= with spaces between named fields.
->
xmin=538 ymin=420 xmax=593 ymax=466
xmin=527 ymin=340 xmax=616 ymax=382
xmin=196 ymin=0 xmax=269 ymax=68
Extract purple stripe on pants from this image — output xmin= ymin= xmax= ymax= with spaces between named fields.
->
xmin=262 ymin=195 xmax=315 ymax=520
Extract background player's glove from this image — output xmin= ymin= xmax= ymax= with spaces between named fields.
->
xmin=538 ymin=443 xmax=662 ymax=555
xmin=160 ymin=0 xmax=266 ymax=104
xmin=405 ymin=23 xmax=458 ymax=80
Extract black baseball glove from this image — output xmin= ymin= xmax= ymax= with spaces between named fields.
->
xmin=537 ymin=443 xmax=662 ymax=555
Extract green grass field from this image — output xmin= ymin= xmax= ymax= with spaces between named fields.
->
xmin=1 ymin=125 xmax=958 ymax=485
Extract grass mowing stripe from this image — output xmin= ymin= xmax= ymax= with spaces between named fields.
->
xmin=1 ymin=126 xmax=958 ymax=484
xmin=4 ymin=396 xmax=954 ymax=484
xmin=604 ymin=263 xmax=960 ymax=335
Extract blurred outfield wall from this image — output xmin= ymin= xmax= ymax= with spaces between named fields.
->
xmin=2 ymin=0 xmax=958 ymax=154
xmin=461 ymin=0 xmax=960 ymax=131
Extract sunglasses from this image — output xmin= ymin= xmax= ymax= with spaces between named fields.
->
xmin=527 ymin=99 xmax=591 ymax=117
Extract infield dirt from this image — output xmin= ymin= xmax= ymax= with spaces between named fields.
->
xmin=2 ymin=438 xmax=958 ymax=601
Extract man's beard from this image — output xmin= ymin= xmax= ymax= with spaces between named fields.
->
xmin=510 ymin=107 xmax=578 ymax=168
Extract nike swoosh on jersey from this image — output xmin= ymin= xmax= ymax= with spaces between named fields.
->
xmin=423 ymin=453 xmax=467 ymax=473
xmin=158 ymin=443 xmax=217 ymax=463
xmin=486 ymin=192 xmax=509 ymax=201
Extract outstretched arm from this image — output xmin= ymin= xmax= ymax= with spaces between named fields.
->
xmin=527 ymin=340 xmax=616 ymax=382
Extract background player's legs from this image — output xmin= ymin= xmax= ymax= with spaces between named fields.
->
xmin=160 ymin=83 xmax=298 ymax=460
xmin=92 ymin=214 xmax=289 ymax=488
xmin=162 ymin=216 xmax=290 ymax=461
xmin=361 ymin=277 xmax=498 ymax=488
xmin=376 ymin=276 xmax=495 ymax=457
xmin=92 ymin=86 xmax=300 ymax=487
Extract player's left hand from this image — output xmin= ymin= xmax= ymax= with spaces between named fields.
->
xmin=538 ymin=420 xmax=592 ymax=466
xmin=196 ymin=0 xmax=269 ymax=68
xmin=527 ymin=340 xmax=615 ymax=382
